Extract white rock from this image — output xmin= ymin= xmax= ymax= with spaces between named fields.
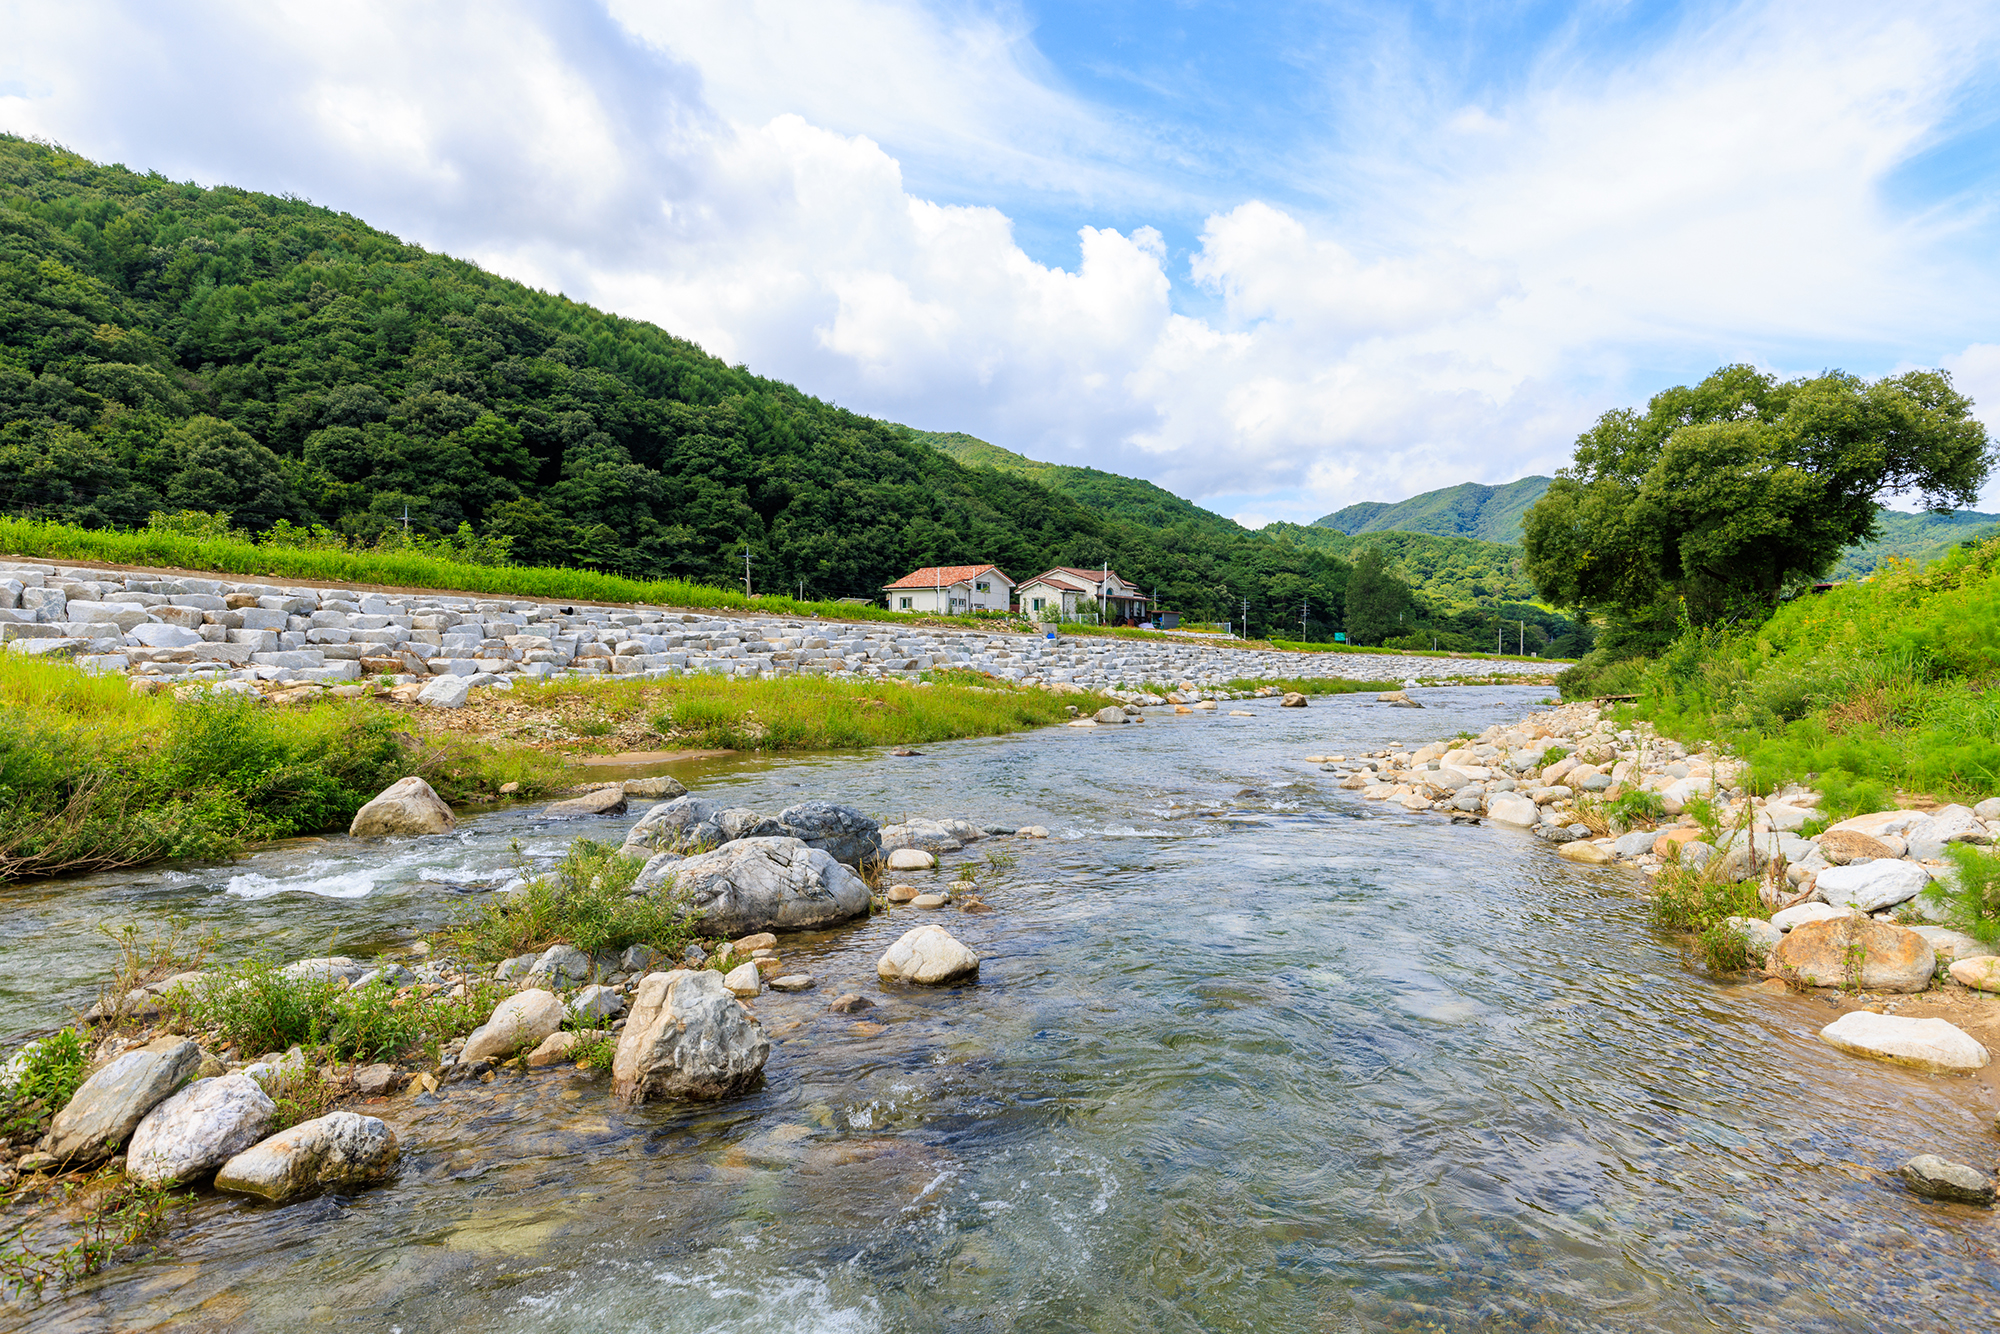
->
xmin=127 ymin=622 xmax=203 ymax=648
xmin=459 ymin=989 xmax=564 ymax=1064
xmin=46 ymin=1037 xmax=200 ymax=1166
xmin=877 ymin=924 xmax=980 ymax=984
xmin=1822 ymin=809 xmax=1933 ymax=840
xmin=214 ymin=1111 xmax=399 ymax=1202
xmin=1485 ymin=792 xmax=1540 ymax=827
xmin=723 ymin=961 xmax=762 ymax=997
xmin=417 ymin=674 xmax=473 ymax=708
xmin=1906 ymin=925 xmax=1995 ymax=963
xmin=1819 ymin=1011 xmax=1990 ymax=1074
xmin=1948 ymin=956 xmax=2000 ymax=993
xmin=348 ymin=776 xmax=456 ymax=837
xmin=1814 ymin=859 xmax=1931 ymax=913
xmin=1760 ymin=803 xmax=1813 ymax=832
xmin=127 ymin=1072 xmax=276 ymax=1185
xmin=887 ymin=848 xmax=936 ymax=871
xmin=1907 ymin=805 xmax=1988 ymax=861
xmin=1770 ymin=902 xmax=1852 ymax=931
xmin=1724 ymin=916 xmax=1783 ymax=961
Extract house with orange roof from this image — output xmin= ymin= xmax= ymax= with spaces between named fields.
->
xmin=881 ymin=564 xmax=1016 ymax=614
xmin=1017 ymin=566 xmax=1150 ymax=622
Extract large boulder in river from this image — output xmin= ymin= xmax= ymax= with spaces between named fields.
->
xmin=47 ymin=1037 xmax=199 ymax=1166
xmin=460 ymin=989 xmax=564 ymax=1064
xmin=1485 ymin=792 xmax=1540 ymax=827
xmin=127 ymin=1072 xmax=275 ymax=1185
xmin=1772 ymin=917 xmax=1935 ymax=992
xmin=348 ymin=776 xmax=455 ymax=837
xmin=776 ymin=801 xmax=882 ymax=866
xmin=613 ymin=969 xmax=770 ymax=1102
xmin=214 ymin=1111 xmax=399 ymax=1202
xmin=877 ymin=925 xmax=980 ymax=985
xmin=663 ymin=836 xmax=870 ymax=935
xmin=878 ymin=818 xmax=981 ymax=854
xmin=544 ymin=785 xmax=627 ymax=818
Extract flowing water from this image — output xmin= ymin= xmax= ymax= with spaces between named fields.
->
xmin=4 ymin=686 xmax=1998 ymax=1333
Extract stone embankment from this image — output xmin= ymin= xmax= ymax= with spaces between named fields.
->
xmin=0 ymin=558 xmax=1553 ymax=702
xmin=0 ymin=777 xmax=999 ymax=1207
xmin=1340 ymin=699 xmax=2000 ymax=1206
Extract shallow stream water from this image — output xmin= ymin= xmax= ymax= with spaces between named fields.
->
xmin=4 ymin=685 xmax=1998 ymax=1332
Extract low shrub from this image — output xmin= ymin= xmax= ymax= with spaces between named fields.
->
xmin=436 ymin=838 xmax=704 ymax=967
xmin=1695 ymin=923 xmax=1756 ymax=972
xmin=1 ymin=1028 xmax=89 ymax=1140
xmin=1648 ymin=862 xmax=1764 ymax=932
xmin=167 ymin=963 xmax=507 ymax=1064
xmin=1605 ymin=789 xmax=1667 ymax=827
xmin=1921 ymin=844 xmax=2000 ymax=945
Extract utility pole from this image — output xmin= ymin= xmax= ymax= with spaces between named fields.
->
xmin=1299 ymin=596 xmax=1309 ymax=639
xmin=1242 ymin=595 xmax=1250 ymax=641
xmin=1519 ymin=621 xmax=1525 ymax=656
xmin=739 ymin=545 xmax=754 ymax=597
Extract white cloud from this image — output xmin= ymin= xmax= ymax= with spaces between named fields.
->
xmin=3 ymin=0 xmax=1997 ymax=525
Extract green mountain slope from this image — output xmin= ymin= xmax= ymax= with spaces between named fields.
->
xmin=1830 ymin=507 xmax=2000 ymax=580
xmin=0 ymin=136 xmax=1358 ymax=636
xmin=1262 ymin=523 xmax=1537 ymax=610
xmin=908 ymin=428 xmax=1244 ymax=536
xmin=1317 ymin=477 xmax=1552 ymax=544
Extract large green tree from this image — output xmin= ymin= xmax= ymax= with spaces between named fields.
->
xmin=1522 ymin=364 xmax=1992 ymax=639
xmin=1343 ymin=546 xmax=1411 ymax=645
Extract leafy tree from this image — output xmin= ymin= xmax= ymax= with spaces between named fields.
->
xmin=1523 ymin=364 xmax=1992 ymax=640
xmin=1344 ymin=546 xmax=1410 ymax=645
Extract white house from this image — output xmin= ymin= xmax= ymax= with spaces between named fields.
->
xmin=1017 ymin=566 xmax=1150 ymax=622
xmin=882 ymin=564 xmax=1016 ymax=614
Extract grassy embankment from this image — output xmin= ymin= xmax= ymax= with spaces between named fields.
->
xmin=0 ymin=657 xmax=1093 ymax=883
xmin=1565 ymin=533 xmax=2000 ymax=820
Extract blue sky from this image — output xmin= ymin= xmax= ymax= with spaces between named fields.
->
xmin=5 ymin=0 xmax=1999 ymax=522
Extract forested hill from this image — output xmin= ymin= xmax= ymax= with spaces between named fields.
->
xmin=1829 ymin=507 xmax=1999 ymax=580
xmin=1316 ymin=477 xmax=1552 ymax=544
xmin=0 ymin=135 xmax=1361 ymax=634
xmin=907 ymin=428 xmax=1246 ymax=537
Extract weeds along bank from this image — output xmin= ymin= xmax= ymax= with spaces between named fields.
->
xmin=1563 ymin=532 xmax=2000 ymax=814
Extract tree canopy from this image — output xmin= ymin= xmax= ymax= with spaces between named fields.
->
xmin=1522 ymin=364 xmax=1993 ymax=641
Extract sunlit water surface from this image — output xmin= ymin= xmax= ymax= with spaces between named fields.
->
xmin=3 ymin=686 xmax=1997 ymax=1332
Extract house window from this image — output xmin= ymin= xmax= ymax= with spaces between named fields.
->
xmin=898 ymin=597 xmax=911 ymax=609
xmin=975 ymin=581 xmax=990 ymax=593
xmin=1031 ymin=597 xmax=1044 ymax=611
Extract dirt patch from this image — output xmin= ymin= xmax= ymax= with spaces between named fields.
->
xmin=578 ymin=749 xmax=733 ymax=766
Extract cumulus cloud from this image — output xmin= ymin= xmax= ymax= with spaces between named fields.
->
xmin=3 ymin=0 xmax=1997 ymax=523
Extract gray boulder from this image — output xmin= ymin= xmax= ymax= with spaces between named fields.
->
xmin=663 ymin=836 xmax=871 ymax=936
xmin=47 ymin=1037 xmax=200 ymax=1166
xmin=527 ymin=944 xmax=591 ymax=984
xmin=1613 ymin=829 xmax=1659 ymax=858
xmin=1723 ymin=916 xmax=1783 ymax=962
xmin=716 ymin=807 xmax=783 ymax=842
xmin=1485 ymin=792 xmax=1539 ymax=828
xmin=1899 ymin=1154 xmax=1996 ymax=1206
xmin=612 ymin=968 xmax=770 ymax=1102
xmin=878 ymin=818 xmax=980 ymax=854
xmin=630 ymin=850 xmax=684 ymax=894
xmin=127 ymin=1072 xmax=276 ymax=1185
xmin=624 ymin=795 xmax=726 ymax=854
xmin=460 ymin=989 xmax=565 ymax=1064
xmin=568 ymin=984 xmax=625 ymax=1022
xmin=544 ymin=786 xmax=628 ymax=818
xmin=281 ymin=957 xmax=366 ymax=984
xmin=214 ymin=1111 xmax=399 ymax=1202
xmin=776 ymin=801 xmax=883 ymax=866
xmin=1907 ymin=805 xmax=1988 ymax=861
xmin=1816 ymin=859 xmax=1931 ymax=913
xmin=348 ymin=776 xmax=456 ymax=838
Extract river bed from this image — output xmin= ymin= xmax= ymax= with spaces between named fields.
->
xmin=4 ymin=685 xmax=1997 ymax=1332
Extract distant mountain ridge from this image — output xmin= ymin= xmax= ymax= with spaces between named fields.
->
xmin=907 ymin=429 xmax=1246 ymax=537
xmin=1315 ymin=477 xmax=1553 ymax=545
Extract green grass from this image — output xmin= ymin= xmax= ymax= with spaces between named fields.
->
xmin=0 ymin=657 xmax=564 ymax=882
xmin=516 ymin=671 xmax=1086 ymax=752
xmin=437 ymin=839 xmax=708 ymax=968
xmin=165 ymin=962 xmax=508 ymax=1064
xmin=1618 ymin=534 xmax=2000 ymax=809
xmin=1217 ymin=676 xmax=1378 ymax=697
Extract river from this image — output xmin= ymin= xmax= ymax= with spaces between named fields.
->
xmin=3 ymin=685 xmax=1996 ymax=1332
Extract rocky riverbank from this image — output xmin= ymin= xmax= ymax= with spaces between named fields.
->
xmin=0 ymin=774 xmax=1006 ymax=1240
xmin=0 ymin=558 xmax=1554 ymax=704
xmin=1335 ymin=697 xmax=2000 ymax=1206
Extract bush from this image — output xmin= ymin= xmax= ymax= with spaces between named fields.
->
xmin=1 ymin=1028 xmax=89 ymax=1138
xmin=1556 ymin=649 xmax=1649 ymax=701
xmin=437 ymin=838 xmax=704 ymax=967
xmin=1921 ymin=844 xmax=2000 ymax=945
xmin=1649 ymin=863 xmax=1764 ymax=932
xmin=1696 ymin=923 xmax=1755 ymax=972
xmin=1606 ymin=789 xmax=1667 ymax=826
